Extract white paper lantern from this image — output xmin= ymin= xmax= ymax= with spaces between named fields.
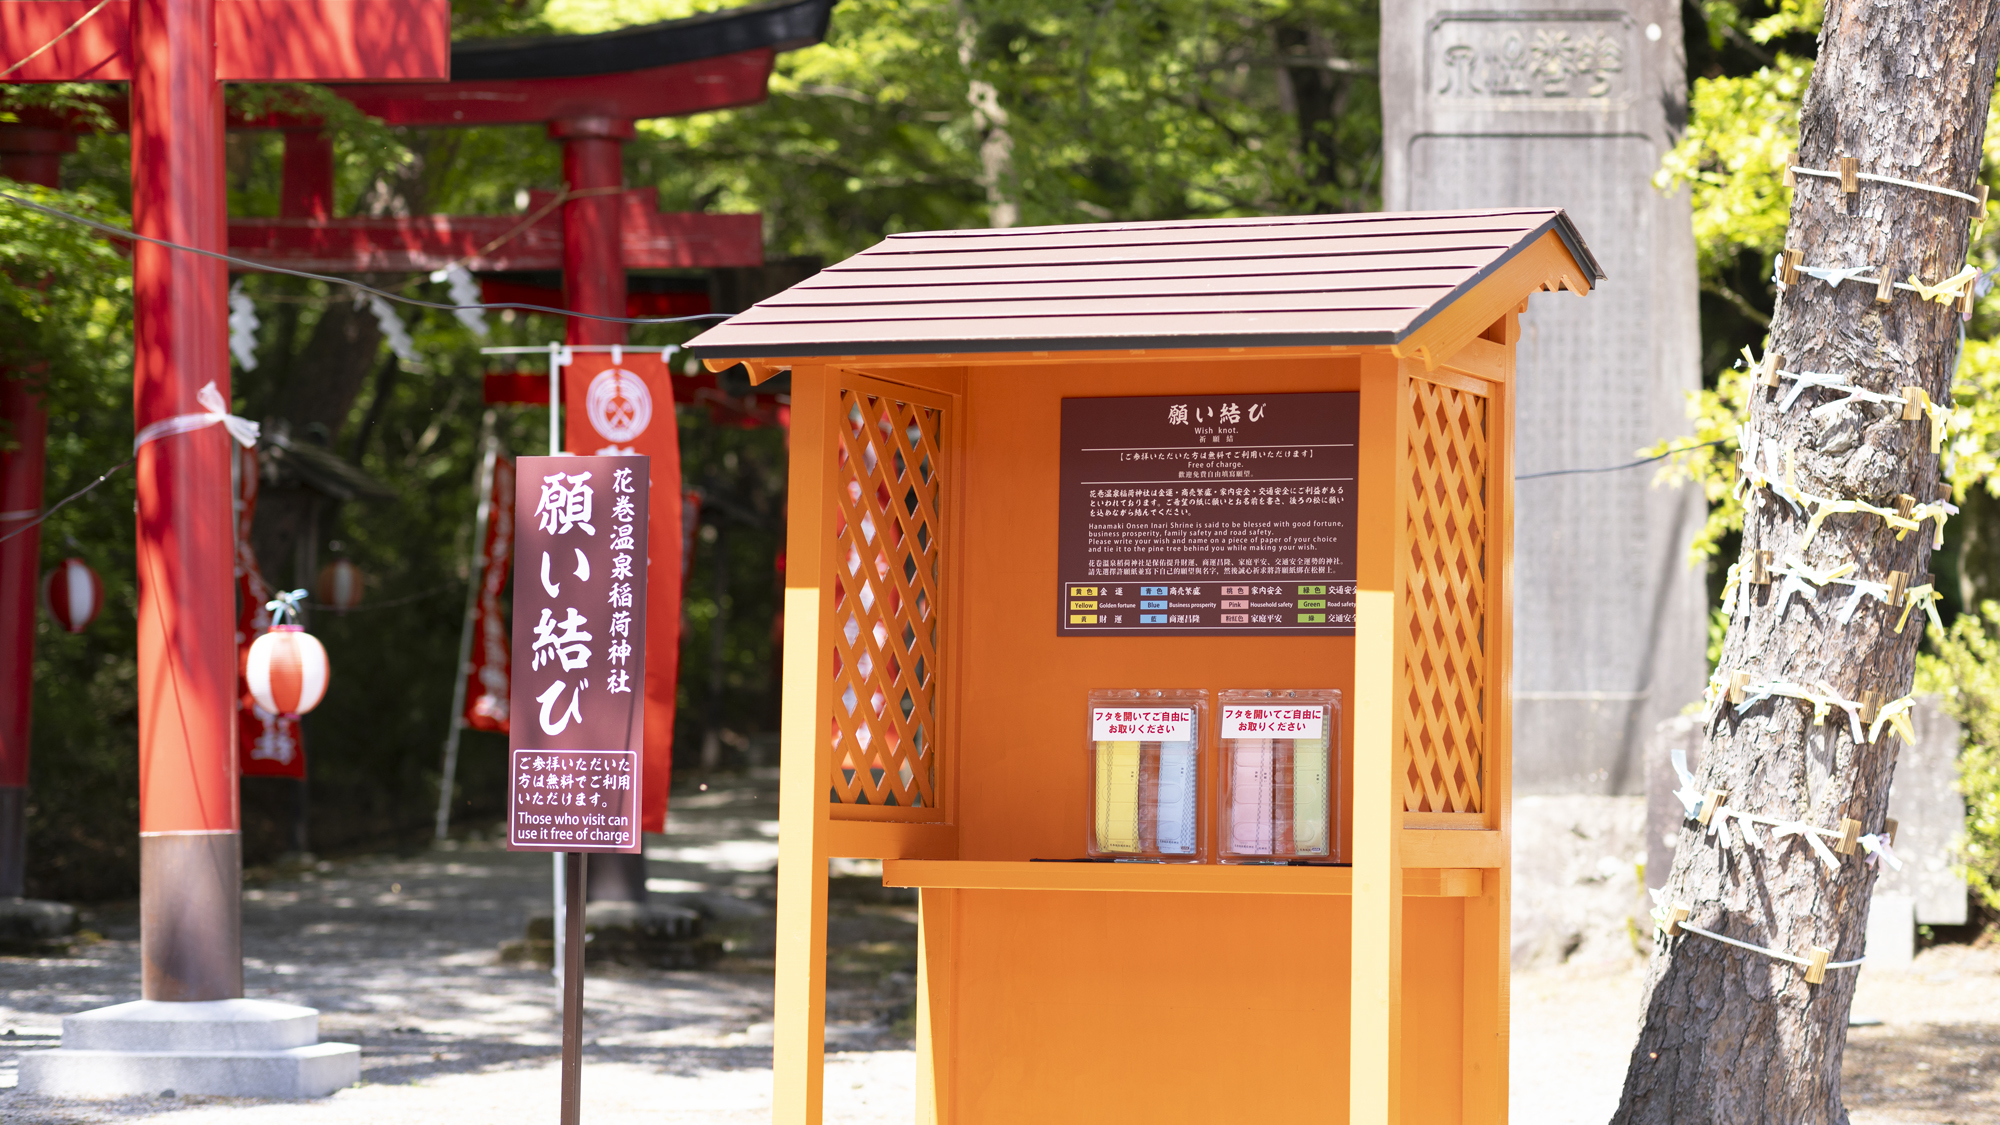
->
xmin=40 ymin=557 xmax=102 ymax=634
xmin=316 ymin=558 xmax=364 ymax=611
xmin=246 ymin=625 xmax=329 ymax=717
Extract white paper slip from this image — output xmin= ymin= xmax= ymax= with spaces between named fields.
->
xmin=1156 ymin=741 xmax=1196 ymax=854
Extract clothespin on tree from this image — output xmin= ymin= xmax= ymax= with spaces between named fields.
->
xmin=1750 ymin=550 xmax=1774 ymax=585
xmin=1886 ymin=570 xmax=1910 ymax=609
xmin=1902 ymin=387 xmax=1926 ymax=420
xmin=1895 ymin=494 xmax=1916 ymax=520
xmin=1699 ymin=789 xmax=1728 ymax=825
xmin=1758 ymin=351 xmax=1783 ymax=387
xmin=1885 ymin=817 xmax=1900 ymax=845
xmin=1784 ymin=153 xmax=1800 ymax=188
xmin=1836 ymin=818 xmax=1863 ymax=855
xmin=1805 ymin=947 xmax=1832 ymax=985
xmin=1839 ymin=156 xmax=1860 ymax=199
xmin=1976 ymin=184 xmax=1990 ymax=234
xmin=1726 ymin=674 xmax=1750 ymax=707
xmin=1782 ymin=248 xmax=1805 ymax=286
xmin=1667 ymin=904 xmax=1692 ymax=936
xmin=1878 ymin=267 xmax=1896 ymax=304
xmin=1859 ymin=690 xmax=1885 ymax=727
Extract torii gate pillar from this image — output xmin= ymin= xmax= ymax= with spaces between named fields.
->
xmin=0 ymin=126 xmax=71 ymax=901
xmin=129 ymin=0 xmax=244 ymax=1002
xmin=6 ymin=0 xmax=446 ymax=1096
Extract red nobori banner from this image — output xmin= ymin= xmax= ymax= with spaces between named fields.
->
xmin=507 ymin=454 xmax=648 ymax=853
xmin=233 ymin=442 xmax=305 ymax=779
xmin=463 ymin=452 xmax=516 ymax=733
xmin=562 ymin=352 xmax=682 ymax=834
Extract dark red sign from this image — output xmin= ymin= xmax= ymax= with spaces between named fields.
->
xmin=1057 ymin=392 xmax=1358 ymax=636
xmin=507 ymin=454 xmax=648 ymax=853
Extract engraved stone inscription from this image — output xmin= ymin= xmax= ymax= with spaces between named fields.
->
xmin=1429 ymin=13 xmax=1630 ymax=110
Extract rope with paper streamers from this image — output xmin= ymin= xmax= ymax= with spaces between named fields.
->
xmin=1666 ymin=739 xmax=1903 ymax=872
xmin=1700 ymin=666 xmax=1918 ymax=746
xmin=1738 ymin=346 xmax=1952 ymax=453
xmin=1774 ymin=255 xmax=1983 ymax=308
xmin=1734 ymin=422 xmax=1953 ymax=549
xmin=1717 ymin=554 xmax=1943 ymax=634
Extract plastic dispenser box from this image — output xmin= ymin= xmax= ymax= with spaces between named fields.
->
xmin=1086 ymin=689 xmax=1205 ymax=860
xmin=1216 ymin=690 xmax=1343 ymax=864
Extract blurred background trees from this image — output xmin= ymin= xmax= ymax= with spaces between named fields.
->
xmin=15 ymin=0 xmax=1998 ymax=908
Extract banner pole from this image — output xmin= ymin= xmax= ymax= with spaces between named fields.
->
xmin=559 ymin=850 xmax=587 ymax=1124
xmin=548 ymin=342 xmax=567 ymax=992
xmin=435 ymin=410 xmax=498 ymax=841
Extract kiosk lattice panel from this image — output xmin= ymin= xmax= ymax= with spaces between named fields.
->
xmin=828 ymin=383 xmax=944 ymax=814
xmin=1402 ymin=379 xmax=1487 ymax=814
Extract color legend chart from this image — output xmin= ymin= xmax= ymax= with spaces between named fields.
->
xmin=1063 ymin=581 xmax=1355 ymax=632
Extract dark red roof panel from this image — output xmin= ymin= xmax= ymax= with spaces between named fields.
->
xmin=687 ymin=208 xmax=1602 ymax=359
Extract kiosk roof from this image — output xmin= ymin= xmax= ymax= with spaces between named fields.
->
xmin=688 ymin=207 xmax=1603 ymax=359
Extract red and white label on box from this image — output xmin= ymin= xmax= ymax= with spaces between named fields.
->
xmin=507 ymin=749 xmax=640 ymax=852
xmin=1091 ymin=707 xmax=1194 ymax=741
xmin=1221 ymin=705 xmax=1326 ymax=738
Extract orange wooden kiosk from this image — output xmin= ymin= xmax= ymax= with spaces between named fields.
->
xmin=687 ymin=209 xmax=1602 ymax=1124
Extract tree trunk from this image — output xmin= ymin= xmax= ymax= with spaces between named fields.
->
xmin=1615 ymin=4 xmax=2000 ymax=1122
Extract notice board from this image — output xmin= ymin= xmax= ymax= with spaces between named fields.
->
xmin=506 ymin=454 xmax=649 ymax=852
xmin=1057 ymin=391 xmax=1358 ymax=636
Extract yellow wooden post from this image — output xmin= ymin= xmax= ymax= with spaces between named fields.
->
xmin=1352 ymin=352 xmax=1407 ymax=1123
xmin=773 ymin=365 xmax=837 ymax=1125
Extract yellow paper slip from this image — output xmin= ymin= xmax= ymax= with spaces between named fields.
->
xmin=1292 ymin=737 xmax=1328 ymax=853
xmin=1095 ymin=741 xmax=1141 ymax=851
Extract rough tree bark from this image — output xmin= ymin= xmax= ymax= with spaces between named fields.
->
xmin=1615 ymin=4 xmax=2000 ymax=1122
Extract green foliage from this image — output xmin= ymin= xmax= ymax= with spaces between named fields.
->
xmin=628 ymin=0 xmax=1382 ymax=262
xmin=6 ymin=0 xmax=1386 ymax=897
xmin=1915 ymin=609 xmax=2000 ymax=910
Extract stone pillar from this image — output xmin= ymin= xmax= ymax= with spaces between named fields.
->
xmin=1383 ymin=2 xmax=1708 ymax=794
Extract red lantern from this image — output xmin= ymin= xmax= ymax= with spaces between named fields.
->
xmin=316 ymin=558 xmax=364 ymax=611
xmin=40 ymin=557 xmax=102 ymax=633
xmin=246 ymin=591 xmax=329 ymax=717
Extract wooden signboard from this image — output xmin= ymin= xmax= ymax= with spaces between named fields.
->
xmin=506 ymin=454 xmax=649 ymax=854
xmin=1057 ymin=391 xmax=1359 ymax=636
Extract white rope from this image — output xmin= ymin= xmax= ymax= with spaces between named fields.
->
xmin=132 ymin=381 xmax=260 ymax=453
xmin=1677 ymin=919 xmax=1866 ymax=970
xmin=1792 ymin=164 xmax=1984 ymax=205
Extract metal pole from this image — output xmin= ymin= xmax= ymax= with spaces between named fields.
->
xmin=559 ymin=850 xmax=587 ymax=1125
xmin=435 ymin=410 xmax=497 ymax=841
xmin=548 ymin=343 xmax=566 ymax=986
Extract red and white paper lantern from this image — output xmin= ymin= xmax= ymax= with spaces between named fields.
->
xmin=246 ymin=625 xmax=329 ymax=717
xmin=40 ymin=557 xmax=102 ymax=633
xmin=316 ymin=559 xmax=364 ymax=611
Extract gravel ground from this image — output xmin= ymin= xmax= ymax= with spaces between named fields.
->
xmin=1 ymin=776 xmax=1994 ymax=1123
xmin=0 ymin=779 xmax=918 ymax=1125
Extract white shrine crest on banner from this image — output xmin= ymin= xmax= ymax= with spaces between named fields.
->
xmin=586 ymin=367 xmax=653 ymax=445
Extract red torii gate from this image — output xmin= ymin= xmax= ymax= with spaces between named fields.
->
xmin=221 ymin=0 xmax=832 ymax=900
xmin=1 ymin=0 xmax=829 ymax=917
xmin=0 ymin=0 xmax=448 ymax=1076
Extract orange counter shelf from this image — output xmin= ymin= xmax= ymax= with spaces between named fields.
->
xmin=883 ymin=859 xmax=1484 ymax=898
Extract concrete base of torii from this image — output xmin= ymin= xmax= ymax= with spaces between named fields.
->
xmin=17 ymin=999 xmax=360 ymax=1098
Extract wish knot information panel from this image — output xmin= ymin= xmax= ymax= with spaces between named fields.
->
xmin=1058 ymin=392 xmax=1358 ymax=637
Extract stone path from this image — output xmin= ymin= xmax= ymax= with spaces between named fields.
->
xmin=0 ymin=779 xmax=918 ymax=1124
xmin=2 ymin=776 xmax=1996 ymax=1123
